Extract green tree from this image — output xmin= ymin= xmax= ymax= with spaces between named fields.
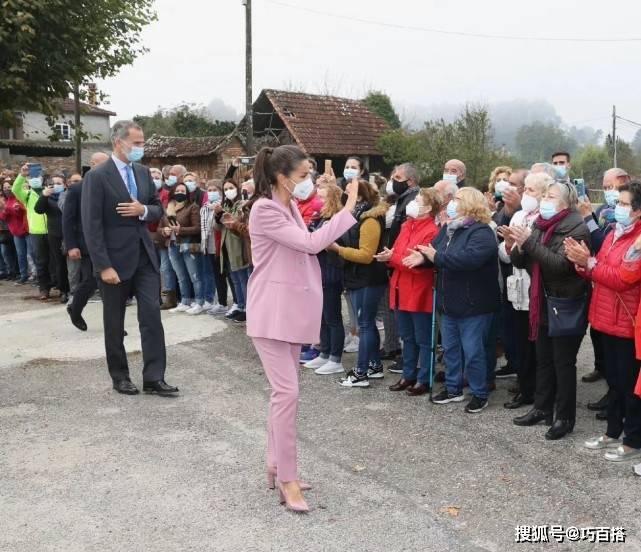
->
xmin=134 ymin=104 xmax=237 ymax=138
xmin=514 ymin=122 xmax=577 ymax=166
xmin=363 ymin=91 xmax=401 ymax=129
xmin=0 ymin=0 xmax=156 ymax=125
xmin=572 ymin=145 xmax=610 ymax=188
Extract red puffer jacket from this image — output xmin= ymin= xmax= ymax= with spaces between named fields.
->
xmin=296 ymin=192 xmax=324 ymax=226
xmin=586 ymin=222 xmax=641 ymax=340
xmin=388 ymin=216 xmax=439 ymax=312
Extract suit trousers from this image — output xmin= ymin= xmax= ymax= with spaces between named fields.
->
xmin=99 ymin=242 xmax=166 ymax=383
xmin=252 ymin=337 xmax=301 ymax=482
xmin=48 ymin=234 xmax=69 ymax=293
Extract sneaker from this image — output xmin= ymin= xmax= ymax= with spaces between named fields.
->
xmin=299 ymin=347 xmax=319 ymax=364
xmin=202 ymin=301 xmax=214 ymax=311
xmin=208 ymin=304 xmax=228 ymax=315
xmin=315 ymin=361 xmax=345 ymax=375
xmin=339 ymin=370 xmax=369 ymax=388
xmin=232 ymin=310 xmax=246 ymax=323
xmin=225 ymin=304 xmax=240 ymax=319
xmin=495 ymin=365 xmax=517 ymax=378
xmin=388 ymin=360 xmax=403 ymax=374
xmin=367 ymin=362 xmax=385 ymax=379
xmin=604 ymin=445 xmax=641 ymax=462
xmin=344 ymin=336 xmax=360 ymax=353
xmin=465 ymin=396 xmax=488 ymax=413
xmin=304 ymin=356 xmax=329 ymax=369
xmin=169 ymin=303 xmax=191 ymax=313
xmin=584 ymin=435 xmax=621 ymax=450
xmin=431 ymin=390 xmax=465 ymax=404
xmin=186 ymin=304 xmax=206 ymax=315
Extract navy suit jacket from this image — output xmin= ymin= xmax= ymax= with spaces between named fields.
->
xmin=81 ymin=158 xmax=163 ymax=280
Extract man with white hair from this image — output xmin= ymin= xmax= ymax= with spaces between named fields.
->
xmin=443 ymin=159 xmax=467 ymax=188
xmin=89 ymin=151 xmax=109 ymax=169
xmin=433 ymin=179 xmax=458 ymax=225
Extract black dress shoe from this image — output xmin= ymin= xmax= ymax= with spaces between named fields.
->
xmin=582 ymin=370 xmax=603 ymax=383
xmin=513 ymin=408 xmax=553 ymax=427
xmin=545 ymin=419 xmax=575 ymax=440
xmin=503 ymin=393 xmax=534 ymax=410
xmin=380 ymin=348 xmax=402 ymax=361
xmin=406 ymin=383 xmax=429 ymax=396
xmin=587 ymin=392 xmax=609 ymax=411
xmin=113 ymin=379 xmax=139 ymax=395
xmin=596 ymin=409 xmax=607 ymax=421
xmin=66 ymin=305 xmax=87 ymax=332
xmin=143 ymin=380 xmax=179 ymax=396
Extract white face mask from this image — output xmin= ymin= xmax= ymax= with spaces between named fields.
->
xmin=290 ymin=176 xmax=314 ymax=201
xmin=520 ymin=193 xmax=539 ymax=214
xmin=224 ymin=188 xmax=238 ymax=201
xmin=443 ymin=173 xmax=458 ymax=184
xmin=405 ymin=200 xmax=422 ymax=219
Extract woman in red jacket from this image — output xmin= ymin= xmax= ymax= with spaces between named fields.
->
xmin=375 ymin=188 xmax=441 ymax=396
xmin=566 ymin=181 xmax=641 ymax=463
xmin=0 ymin=178 xmax=29 ymax=283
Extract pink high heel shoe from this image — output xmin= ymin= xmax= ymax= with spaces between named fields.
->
xmin=277 ymin=481 xmax=309 ymax=513
xmin=266 ymin=467 xmax=312 ymax=491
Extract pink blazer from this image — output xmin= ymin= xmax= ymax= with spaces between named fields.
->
xmin=246 ymin=197 xmax=356 ymax=344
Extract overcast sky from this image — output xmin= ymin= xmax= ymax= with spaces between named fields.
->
xmin=98 ymin=0 xmax=641 ymax=140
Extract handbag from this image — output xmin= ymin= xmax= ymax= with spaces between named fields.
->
xmin=545 ymin=291 xmax=588 ymax=337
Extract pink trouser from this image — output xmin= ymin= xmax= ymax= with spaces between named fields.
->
xmin=252 ymin=337 xmax=302 ymax=483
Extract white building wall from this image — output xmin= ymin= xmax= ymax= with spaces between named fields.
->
xmin=21 ymin=112 xmax=111 ymax=142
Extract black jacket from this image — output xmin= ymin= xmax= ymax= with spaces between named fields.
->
xmin=34 ymin=193 xmax=63 ymax=237
xmin=511 ymin=210 xmax=591 ymax=300
xmin=388 ymin=186 xmax=419 ymax=248
xmin=62 ymin=183 xmax=86 ymax=253
xmin=81 ymin=158 xmax=163 ymax=279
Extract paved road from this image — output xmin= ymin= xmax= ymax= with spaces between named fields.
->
xmin=1 ymin=280 xmax=639 ymax=551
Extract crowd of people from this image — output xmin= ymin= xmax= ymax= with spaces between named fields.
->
xmin=3 ymin=136 xmax=641 ymax=482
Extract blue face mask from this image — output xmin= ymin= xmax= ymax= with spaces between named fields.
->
xmin=443 ymin=173 xmax=458 ymax=184
xmin=554 ymin=165 xmax=568 ymax=180
xmin=186 ymin=181 xmax=197 ymax=193
xmin=539 ymin=200 xmax=557 ymax=220
xmin=446 ymin=200 xmax=458 ymax=219
xmin=30 ymin=177 xmax=43 ymax=189
xmin=153 ymin=179 xmax=162 ymax=191
xmin=208 ymin=191 xmax=221 ymax=203
xmin=125 ymin=144 xmax=144 ymax=163
xmin=604 ymin=189 xmax=619 ymax=208
xmin=343 ymin=168 xmax=359 ymax=181
xmin=167 ymin=175 xmax=178 ymax=187
xmin=53 ymin=184 xmax=65 ymax=195
xmin=614 ymin=205 xmax=633 ymax=226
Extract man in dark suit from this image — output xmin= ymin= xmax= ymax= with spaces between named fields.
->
xmin=81 ymin=120 xmax=178 ymax=396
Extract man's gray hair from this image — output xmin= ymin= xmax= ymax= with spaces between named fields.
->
xmin=398 ymin=162 xmax=420 ymax=185
xmin=530 ymin=162 xmax=557 ymax=179
xmin=442 ymin=180 xmax=458 ymax=197
xmin=110 ymin=120 xmax=142 ymax=145
xmin=171 ymin=164 xmax=188 ymax=176
xmin=604 ymin=167 xmax=629 ymax=179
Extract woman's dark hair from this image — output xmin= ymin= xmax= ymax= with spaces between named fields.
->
xmin=620 ymin=181 xmax=641 ymax=212
xmin=169 ymin=182 xmax=192 ymax=204
xmin=253 ymin=145 xmax=309 ymax=200
xmin=356 ymin=178 xmax=379 ymax=207
xmin=222 ymin=178 xmax=241 ymax=207
xmin=345 ymin=155 xmax=369 ymax=180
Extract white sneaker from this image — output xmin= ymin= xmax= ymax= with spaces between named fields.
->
xmin=225 ymin=304 xmax=240 ymax=319
xmin=304 ymin=356 xmax=329 ymax=369
xmin=186 ymin=304 xmax=206 ymax=315
xmin=584 ymin=435 xmax=621 ymax=450
xmin=344 ymin=336 xmax=360 ymax=353
xmin=339 ymin=370 xmax=369 ymax=388
xmin=202 ymin=301 xmax=214 ymax=311
xmin=315 ymin=361 xmax=345 ymax=375
xmin=208 ymin=304 xmax=228 ymax=315
xmin=169 ymin=303 xmax=191 ymax=313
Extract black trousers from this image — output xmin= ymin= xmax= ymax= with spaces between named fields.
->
xmin=535 ymin=330 xmax=584 ymax=421
xmin=69 ymin=256 xmax=97 ymax=318
xmin=515 ymin=310 xmax=537 ymax=400
xmin=30 ymin=234 xmax=51 ymax=293
xmin=602 ymin=334 xmax=641 ymax=448
xmin=48 ymin=234 xmax=69 ymax=293
xmin=590 ymin=327 xmax=606 ymax=375
xmin=211 ymin=253 xmax=237 ymax=306
xmin=99 ymin=243 xmax=166 ymax=383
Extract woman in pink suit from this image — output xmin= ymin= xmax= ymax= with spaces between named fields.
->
xmin=247 ymin=145 xmax=358 ymax=512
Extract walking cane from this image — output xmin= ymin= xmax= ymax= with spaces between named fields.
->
xmin=428 ymin=272 xmax=438 ymax=401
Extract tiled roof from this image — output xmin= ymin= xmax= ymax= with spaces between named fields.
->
xmin=262 ymin=89 xmax=390 ymax=156
xmin=53 ymin=99 xmax=117 ymax=117
xmin=143 ymin=134 xmax=229 ymax=158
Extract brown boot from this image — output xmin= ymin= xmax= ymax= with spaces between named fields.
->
xmin=160 ymin=290 xmax=178 ymax=310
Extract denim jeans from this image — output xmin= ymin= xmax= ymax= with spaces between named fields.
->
xmin=441 ymin=312 xmax=493 ymax=399
xmin=168 ymin=244 xmax=202 ymax=305
xmin=230 ymin=267 xmax=250 ymax=311
xmin=349 ymin=285 xmax=386 ymax=375
xmin=0 ymin=240 xmax=18 ymax=275
xmin=200 ymin=254 xmax=215 ymax=303
xmin=0 ymin=243 xmax=7 ymax=275
xmin=320 ymin=283 xmax=345 ymax=362
xmin=159 ymin=247 xmax=176 ymax=293
xmin=396 ymin=310 xmax=433 ymax=385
